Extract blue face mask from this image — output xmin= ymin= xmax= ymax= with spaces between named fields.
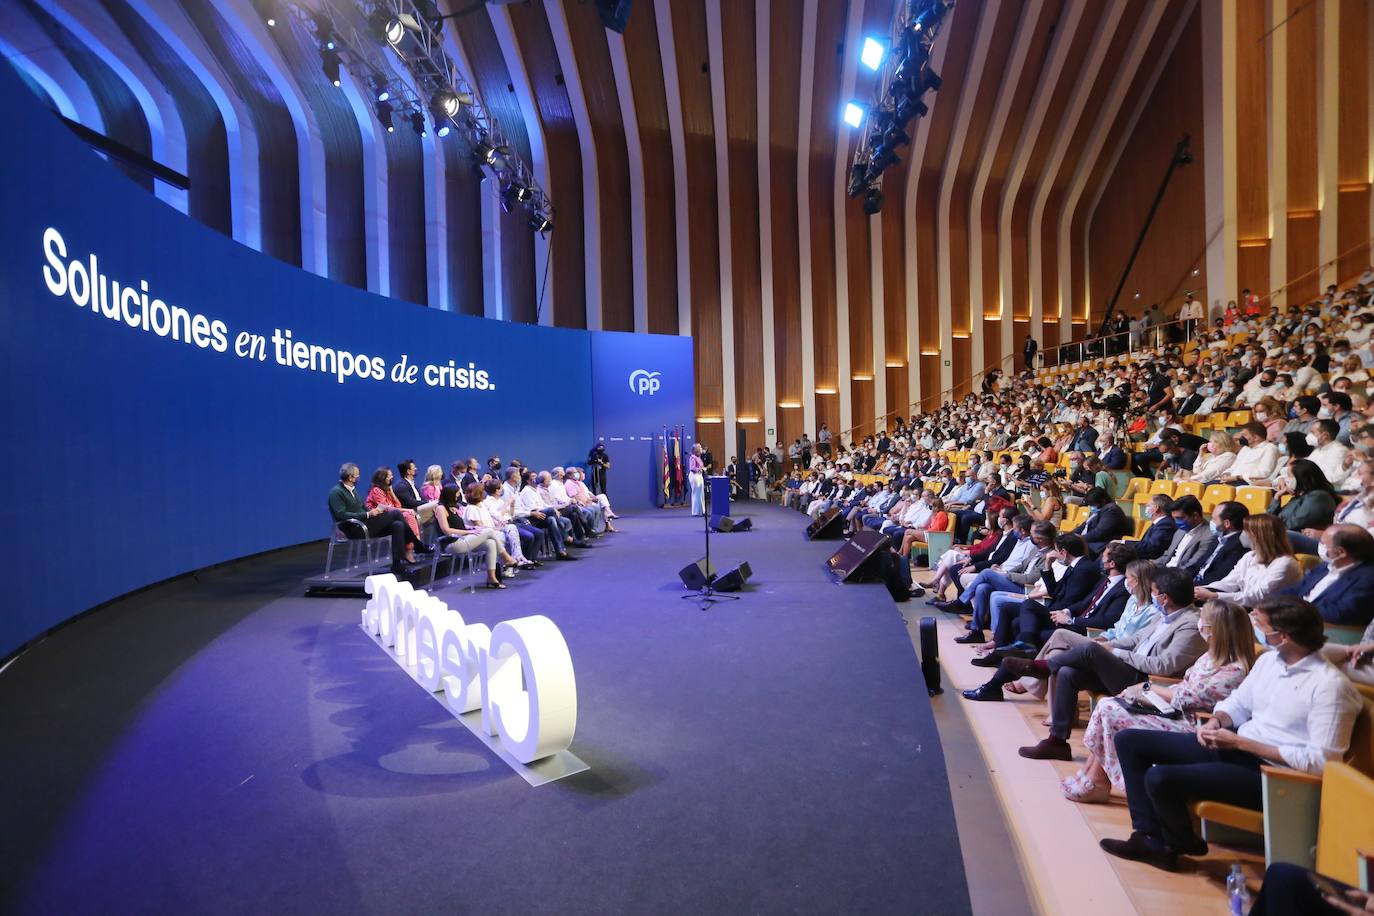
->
xmin=1175 ymin=518 xmax=1189 ymax=530
xmin=1209 ymin=521 xmax=1221 ymax=536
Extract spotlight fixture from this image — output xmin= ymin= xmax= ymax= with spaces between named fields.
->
xmin=321 ymin=48 xmax=341 ymax=87
xmin=528 ymin=212 xmax=553 ymax=234
xmin=376 ymin=87 xmax=390 ymax=102
xmin=410 ymin=112 xmax=426 ymax=137
xmin=860 ymin=37 xmax=885 ymax=71
xmin=842 ymin=101 xmax=865 ymax=128
xmin=846 ymin=162 xmax=869 ymax=198
xmin=501 ymin=181 xmax=532 ymax=212
xmin=436 ymin=124 xmax=451 ymax=138
xmin=375 ymin=100 xmax=395 ymax=132
xmin=384 ymin=18 xmax=405 ymax=45
xmin=432 ymin=89 xmax=460 ymax=119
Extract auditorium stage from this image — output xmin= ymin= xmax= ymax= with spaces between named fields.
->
xmin=1 ymin=504 xmax=972 ymax=914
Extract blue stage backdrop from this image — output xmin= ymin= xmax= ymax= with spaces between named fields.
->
xmin=0 ymin=62 xmax=693 ymax=660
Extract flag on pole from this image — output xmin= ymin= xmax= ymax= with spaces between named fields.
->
xmin=662 ymin=427 xmax=670 ymax=502
xmin=673 ymin=427 xmax=684 ymax=497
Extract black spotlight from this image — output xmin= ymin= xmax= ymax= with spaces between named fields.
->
xmin=375 ymin=100 xmax=395 ymax=133
xmin=863 ymin=186 xmax=883 ymax=215
xmin=894 ymin=94 xmax=928 ymax=125
xmin=915 ymin=66 xmax=942 ymax=95
xmin=846 ymin=162 xmax=869 ymax=198
xmin=502 ymin=182 xmax=532 ymax=212
xmin=869 ymin=143 xmax=900 ymax=173
xmin=409 ymin=112 xmax=426 ymax=137
xmin=321 ymin=48 xmax=341 ymax=87
xmin=528 ymin=212 xmax=553 ymax=234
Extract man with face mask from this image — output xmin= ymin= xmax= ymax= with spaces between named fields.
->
xmin=1306 ymin=419 xmax=1351 ymax=490
xmin=1286 ymin=524 xmax=1374 ymax=626
xmin=1319 ymin=390 xmax=1354 ymax=445
xmin=1101 ymin=596 xmax=1361 ymax=873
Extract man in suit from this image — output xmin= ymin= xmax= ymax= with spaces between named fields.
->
xmin=1131 ymin=494 xmax=1179 ymax=560
xmin=1075 ymin=487 xmax=1134 ymax=555
xmin=328 ymin=462 xmax=423 ymax=574
xmin=1068 ymin=416 xmax=1099 ymax=454
xmin=1014 ymin=543 xmax=1136 ymax=648
xmin=1023 ymin=334 xmax=1038 ymax=370
xmin=394 ymin=459 xmax=426 ymax=510
xmin=977 ymin=534 xmax=1104 ymax=657
xmin=964 ymin=568 xmax=1206 ymax=763
xmin=1157 ymin=495 xmax=1216 ymax=575
xmin=1194 ymin=501 xmax=1251 ymax=585
xmin=1287 ymin=525 xmax=1374 ymax=626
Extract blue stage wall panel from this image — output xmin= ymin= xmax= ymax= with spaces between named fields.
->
xmin=0 ymin=62 xmax=693 ymax=659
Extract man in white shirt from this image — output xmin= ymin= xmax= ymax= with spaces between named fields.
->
xmin=1241 ymin=367 xmax=1282 ymax=407
xmin=1307 ymin=419 xmax=1351 ymax=490
xmin=1101 ymin=595 xmax=1361 ymax=872
xmin=1222 ymin=421 xmax=1280 ymax=485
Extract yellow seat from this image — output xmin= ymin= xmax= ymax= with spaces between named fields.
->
xmin=1128 ymin=477 xmax=1154 ymax=505
xmin=1295 ymin=553 xmax=1323 ymax=574
xmin=1201 ymin=484 xmax=1236 ymax=513
xmin=1173 ymin=480 xmax=1203 ymax=501
xmin=1226 ymin=409 xmax=1253 ymax=430
xmin=1132 ymin=517 xmax=1150 ymax=538
xmin=1148 ymin=479 xmax=1176 ymax=499
xmin=1236 ymin=486 xmax=1274 ymax=516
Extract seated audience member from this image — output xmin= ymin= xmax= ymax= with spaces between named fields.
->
xmin=534 ymin=471 xmax=591 ymax=545
xmin=1074 ymin=487 xmax=1133 ymax=556
xmin=1287 ymin=524 xmax=1374 ymax=626
xmin=462 ymin=483 xmax=535 ymax=569
xmin=328 ymin=462 xmax=425 ymax=572
xmin=1010 ymin=543 xmax=1136 ymax=650
xmin=433 ymin=485 xmax=513 ymax=589
xmin=546 ymin=468 xmax=602 ymax=536
xmin=1176 ymin=431 xmax=1238 ymax=483
xmin=940 ymin=520 xmax=1057 ymax=643
xmin=1322 ymin=617 xmax=1374 ymax=686
xmin=513 ymin=471 xmax=574 ymax=560
xmin=963 ymin=568 xmax=1206 ymax=764
xmin=1248 ymin=862 xmax=1374 ymax=916
xmin=976 ymin=534 xmax=1104 ymax=655
xmin=420 ymin=465 xmax=445 ymax=502
xmin=1157 ymin=496 xmax=1217 ymax=575
xmin=1099 ymin=596 xmax=1362 ymax=872
xmin=365 ymin=467 xmax=423 ymax=544
xmin=897 ymin=497 xmax=950 ymax=557
xmin=1063 ymin=599 xmax=1256 ymax=802
xmin=1193 ymin=514 xmax=1302 ymax=606
xmin=483 ymin=478 xmax=544 ymax=561
xmin=919 ymin=508 xmax=1021 ymax=600
xmin=1020 ymin=477 xmax=1065 ymax=525
xmin=564 ymin=467 xmax=619 ymax=531
xmin=1309 ymin=419 xmax=1353 ymax=491
xmin=1329 ymin=455 xmax=1374 ymax=530
xmin=884 ymin=489 xmax=934 ymax=540
xmin=1274 ymin=458 xmax=1339 ymax=549
xmin=393 ymin=459 xmax=426 ymax=510
xmin=1131 ymin=494 xmax=1178 ymax=561
xmin=781 ymin=471 xmax=804 ymax=509
xmin=1220 ymin=421 xmax=1280 ymax=486
xmin=443 ymin=460 xmax=466 ymax=490
xmin=1193 ymin=500 xmax=1251 ymax=585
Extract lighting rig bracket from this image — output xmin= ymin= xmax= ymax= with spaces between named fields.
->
xmin=847 ymin=0 xmax=953 ymax=215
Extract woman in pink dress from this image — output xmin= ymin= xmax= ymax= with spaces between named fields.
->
xmin=366 ymin=467 xmax=423 ymax=543
xmin=420 ymin=465 xmax=444 ymax=502
xmin=1061 ymin=599 xmax=1257 ymax=803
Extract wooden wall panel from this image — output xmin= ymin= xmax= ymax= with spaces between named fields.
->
xmin=769 ymin=1 xmax=802 ymax=427
xmin=1288 ymin=214 xmax=1320 ymax=301
xmin=1235 ymin=0 xmax=1268 ymax=242
xmin=1337 ymin=0 xmax=1370 ymax=280
xmin=503 ymin=7 xmax=584 ymax=327
xmin=807 ymin=0 xmax=846 ymax=437
xmin=722 ymin=0 xmax=764 ymax=451
xmin=1088 ymin=7 xmax=1206 ymax=326
xmin=623 ymin=1 xmax=678 ymax=334
xmin=565 ymin=4 xmax=634 ymax=332
xmin=1285 ymin=0 xmax=1318 ymax=299
xmin=881 ymin=164 xmax=908 ymax=416
xmin=671 ymin=0 xmax=724 ymax=457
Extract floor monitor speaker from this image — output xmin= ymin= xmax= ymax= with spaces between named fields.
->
xmin=805 ymin=507 xmax=846 ymax=540
xmin=713 ymin=561 xmax=752 ymax=592
xmin=678 ymin=557 xmax=716 ymax=590
xmin=711 ymin=515 xmax=753 ymax=532
xmin=824 ymin=530 xmax=890 ymax=582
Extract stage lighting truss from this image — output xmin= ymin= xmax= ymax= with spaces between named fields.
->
xmin=847 ymin=0 xmax=952 ymax=213
xmin=286 ymin=1 xmax=554 ymax=234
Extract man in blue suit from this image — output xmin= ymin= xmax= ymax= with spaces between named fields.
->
xmin=1075 ymin=487 xmax=1134 ymax=556
xmin=1287 ymin=525 xmax=1374 ymax=626
xmin=1132 ymin=494 xmax=1179 ymax=560
xmin=982 ymin=534 xmax=1105 ymax=659
xmin=1194 ymin=501 xmax=1251 ymax=586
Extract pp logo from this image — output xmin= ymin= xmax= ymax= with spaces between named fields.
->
xmin=628 ymin=369 xmax=661 ymax=396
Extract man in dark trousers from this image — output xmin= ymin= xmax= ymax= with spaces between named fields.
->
xmin=588 ymin=441 xmax=611 ymax=495
xmin=328 ymin=462 xmax=423 ymax=574
xmin=1023 ymin=334 xmax=1038 ymax=370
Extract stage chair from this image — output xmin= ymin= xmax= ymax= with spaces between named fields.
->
xmin=325 ymin=519 xmax=391 ymax=574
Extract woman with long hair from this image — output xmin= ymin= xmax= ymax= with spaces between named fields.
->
xmin=1194 ymin=514 xmax=1303 ymax=605
xmin=1062 ymin=600 xmax=1257 ymax=802
xmin=688 ymin=443 xmax=706 ymax=517
xmin=421 ymin=465 xmax=445 ymax=502
xmin=898 ymin=497 xmax=950 ymax=557
xmin=462 ymin=482 xmax=535 ymax=569
xmin=1273 ymin=458 xmax=1339 ymax=533
xmin=365 ymin=467 xmax=423 ymax=545
xmin=434 ymin=485 xmax=512 ymax=589
xmin=1178 ymin=430 xmax=1238 ymax=484
xmin=1022 ymin=477 xmax=1064 ymax=525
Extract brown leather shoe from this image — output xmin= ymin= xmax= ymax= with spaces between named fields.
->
xmin=1017 ymin=737 xmax=1072 ymax=761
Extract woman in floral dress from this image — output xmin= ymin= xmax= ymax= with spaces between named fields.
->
xmin=1061 ymin=599 xmax=1257 ymax=803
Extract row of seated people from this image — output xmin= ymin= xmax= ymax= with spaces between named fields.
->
xmin=327 ymin=457 xmax=620 ymax=587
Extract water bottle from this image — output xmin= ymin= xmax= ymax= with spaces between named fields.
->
xmin=1227 ymin=863 xmax=1251 ymax=915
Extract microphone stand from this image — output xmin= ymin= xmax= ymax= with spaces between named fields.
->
xmin=681 ymin=476 xmax=740 ymax=610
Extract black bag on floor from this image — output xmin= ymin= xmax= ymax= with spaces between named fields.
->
xmin=919 ymin=616 xmax=942 ymax=696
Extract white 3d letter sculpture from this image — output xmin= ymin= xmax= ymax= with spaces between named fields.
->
xmin=361 ymin=573 xmax=577 ymax=766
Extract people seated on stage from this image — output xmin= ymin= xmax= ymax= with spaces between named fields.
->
xmin=1098 ymin=596 xmax=1362 ymax=872
xmin=1286 ymin=524 xmax=1374 ymax=626
xmin=1156 ymin=495 xmax=1216 ymax=576
xmin=534 ymin=471 xmax=590 ymax=545
xmin=514 ymin=470 xmax=574 ymax=560
xmin=327 ymin=462 xmax=424 ymax=572
xmin=896 ymin=497 xmax=949 ymax=558
xmin=484 ymin=478 xmax=545 ymax=560
xmin=461 ymin=482 xmax=535 ymax=569
xmin=433 ymin=485 xmax=514 ymax=589
xmin=546 ymin=468 xmax=601 ymax=537
xmin=918 ymin=509 xmax=1023 ymax=601
xmin=962 ymin=567 xmax=1207 ymax=765
xmin=443 ymin=460 xmax=466 ymax=490
xmin=1193 ymin=500 xmax=1251 ymax=586
xmin=421 ymin=464 xmax=444 ymax=503
xmin=938 ymin=520 xmax=1057 ymax=644
xmin=393 ymin=459 xmax=425 ymax=510
xmin=1063 ymin=599 xmax=1256 ymax=803
xmin=1074 ymin=487 xmax=1133 ymax=556
xmin=564 ymin=467 xmax=619 ymax=531
xmin=365 ymin=467 xmax=423 ymax=544
xmin=1192 ymin=514 xmax=1302 ymax=606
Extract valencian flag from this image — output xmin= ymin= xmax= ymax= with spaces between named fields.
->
xmin=662 ymin=427 xmax=670 ymax=503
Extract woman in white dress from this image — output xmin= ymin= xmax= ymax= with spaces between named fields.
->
xmin=688 ymin=444 xmax=706 ymax=516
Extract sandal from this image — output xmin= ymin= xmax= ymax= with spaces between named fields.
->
xmin=1005 ymin=682 xmax=1028 ymax=695
xmin=485 ymin=580 xmax=507 ymax=590
xmin=1062 ymin=775 xmax=1110 ymax=804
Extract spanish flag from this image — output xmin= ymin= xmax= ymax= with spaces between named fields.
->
xmin=662 ymin=429 xmax=670 ymax=501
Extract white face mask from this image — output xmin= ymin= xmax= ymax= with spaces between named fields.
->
xmin=1319 ymin=407 xmax=1332 ymax=419
xmin=1306 ymin=432 xmax=1319 ymax=447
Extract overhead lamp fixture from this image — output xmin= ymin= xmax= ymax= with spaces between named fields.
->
xmin=528 ymin=212 xmax=553 ymax=234
xmin=321 ymin=48 xmax=341 ymax=87
xmin=779 ymin=401 xmax=802 ymax=408
xmin=502 ymin=182 xmax=532 ymax=213
xmin=384 ymin=18 xmax=406 ymax=45
xmin=815 ymin=387 xmax=838 ymax=395
xmin=376 ymin=86 xmax=391 ymax=102
xmin=696 ymin=416 xmax=723 ymax=424
xmin=860 ymin=37 xmax=885 ymax=71
xmin=738 ymin=416 xmax=761 ymax=424
xmin=842 ymin=101 xmax=865 ymax=128
xmin=432 ymin=89 xmax=461 ymax=119
xmin=375 ymin=100 xmax=395 ymax=133
xmin=846 ymin=162 xmax=869 ymax=198
xmin=410 ymin=112 xmax=426 ymax=137
xmin=862 ymin=186 xmax=883 ymax=215
xmin=436 ymin=123 xmax=451 ymax=138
